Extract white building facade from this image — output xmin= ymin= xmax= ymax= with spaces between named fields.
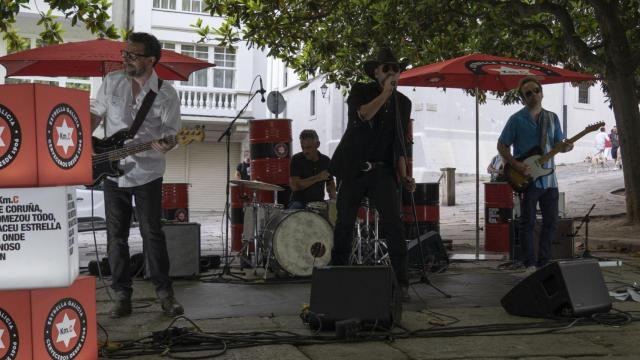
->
xmin=1 ymin=0 xmax=270 ymax=211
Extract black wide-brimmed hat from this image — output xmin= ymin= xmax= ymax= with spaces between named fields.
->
xmin=363 ymin=47 xmax=408 ymax=80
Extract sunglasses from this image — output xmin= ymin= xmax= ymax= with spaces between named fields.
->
xmin=523 ymin=87 xmax=541 ymax=98
xmin=382 ymin=63 xmax=400 ymax=73
xmin=121 ymin=50 xmax=149 ymax=61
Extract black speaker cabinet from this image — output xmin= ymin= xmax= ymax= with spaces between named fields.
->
xmin=511 ymin=218 xmax=575 ymax=261
xmin=309 ymin=266 xmax=402 ymax=329
xmin=146 ymin=222 xmax=201 ymax=278
xmin=407 ymin=231 xmax=449 ymax=271
xmin=501 ymin=259 xmax=611 ymax=318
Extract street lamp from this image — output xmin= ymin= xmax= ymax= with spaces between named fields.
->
xmin=320 ymin=83 xmax=329 ymax=98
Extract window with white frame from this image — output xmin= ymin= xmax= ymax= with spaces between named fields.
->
xmin=213 ymin=46 xmax=235 ymax=89
xmin=310 ymin=90 xmax=316 ymax=116
xmin=181 ymin=44 xmax=209 ymax=87
xmin=182 ymin=0 xmax=205 ymax=13
xmin=153 ymin=0 xmax=177 ymax=10
xmin=578 ymin=83 xmax=590 ymax=104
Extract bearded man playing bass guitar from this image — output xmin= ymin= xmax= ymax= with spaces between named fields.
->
xmin=90 ymin=32 xmax=183 ymax=318
xmin=497 ymin=76 xmax=573 ymax=271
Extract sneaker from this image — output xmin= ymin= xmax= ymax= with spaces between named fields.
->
xmin=109 ymin=300 xmax=132 ymax=318
xmin=160 ymin=296 xmax=184 ymax=317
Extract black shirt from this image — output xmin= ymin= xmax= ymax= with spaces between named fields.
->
xmin=236 ymin=161 xmax=250 ymax=180
xmin=329 ymin=81 xmax=412 ymax=181
xmin=290 ymin=152 xmax=331 ymax=203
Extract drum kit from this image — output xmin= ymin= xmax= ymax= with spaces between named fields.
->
xmin=230 ymin=179 xmax=333 ymax=278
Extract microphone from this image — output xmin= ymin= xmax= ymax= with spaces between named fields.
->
xmin=259 ymin=76 xmax=266 ymax=103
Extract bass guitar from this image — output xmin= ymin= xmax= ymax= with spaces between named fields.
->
xmin=504 ymin=121 xmax=604 ymax=193
xmin=91 ymin=126 xmax=205 ymax=186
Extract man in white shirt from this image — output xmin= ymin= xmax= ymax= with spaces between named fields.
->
xmin=594 ymin=126 xmax=608 ymax=154
xmin=91 ymin=32 xmax=183 ymax=318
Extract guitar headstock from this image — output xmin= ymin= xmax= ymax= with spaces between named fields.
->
xmin=176 ymin=126 xmax=205 ymax=145
xmin=585 ymin=121 xmax=605 ymax=133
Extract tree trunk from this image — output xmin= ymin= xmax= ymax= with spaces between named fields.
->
xmin=605 ymin=69 xmax=640 ymax=224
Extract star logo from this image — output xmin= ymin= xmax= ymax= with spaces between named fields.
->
xmin=55 ymin=313 xmax=77 ymax=348
xmin=0 ymin=328 xmax=5 ymax=349
xmin=56 ymin=118 xmax=75 ymax=155
xmin=0 ymin=126 xmax=5 ymax=148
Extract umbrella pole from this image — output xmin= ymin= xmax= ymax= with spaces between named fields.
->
xmin=475 ymin=88 xmax=480 ymax=260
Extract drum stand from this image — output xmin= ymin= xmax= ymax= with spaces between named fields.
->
xmin=350 ymin=198 xmax=390 ymax=266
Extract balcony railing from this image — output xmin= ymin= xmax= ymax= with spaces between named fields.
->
xmin=177 ymin=86 xmax=242 ymax=116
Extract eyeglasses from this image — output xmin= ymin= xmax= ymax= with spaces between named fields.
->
xmin=523 ymin=87 xmax=541 ymax=98
xmin=120 ymin=50 xmax=148 ymax=61
xmin=382 ymin=63 xmax=400 ymax=73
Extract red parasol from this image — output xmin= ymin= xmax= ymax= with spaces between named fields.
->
xmin=0 ymin=38 xmax=215 ymax=81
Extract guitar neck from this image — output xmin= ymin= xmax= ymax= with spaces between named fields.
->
xmin=106 ymin=135 xmax=176 ymax=162
xmin=537 ymin=128 xmax=591 ymax=164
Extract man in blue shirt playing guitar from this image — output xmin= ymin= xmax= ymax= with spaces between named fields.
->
xmin=497 ymin=76 xmax=573 ymax=271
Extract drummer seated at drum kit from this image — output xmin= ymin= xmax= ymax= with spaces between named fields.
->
xmin=288 ymin=129 xmax=337 ymax=209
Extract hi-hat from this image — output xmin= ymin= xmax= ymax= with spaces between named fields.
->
xmin=230 ymin=179 xmax=284 ymax=192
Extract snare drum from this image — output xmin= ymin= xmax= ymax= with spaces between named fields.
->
xmin=262 ymin=210 xmax=333 ymax=276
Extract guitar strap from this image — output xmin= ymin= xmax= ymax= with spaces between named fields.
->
xmin=127 ymin=78 xmax=164 ymax=140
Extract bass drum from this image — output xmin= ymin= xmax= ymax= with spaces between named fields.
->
xmin=262 ymin=210 xmax=333 ymax=276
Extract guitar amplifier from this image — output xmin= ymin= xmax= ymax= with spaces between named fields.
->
xmin=146 ymin=223 xmax=201 ymax=278
xmin=511 ymin=219 xmax=575 ymax=261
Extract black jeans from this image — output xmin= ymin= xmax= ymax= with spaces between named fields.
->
xmin=104 ymin=177 xmax=173 ymax=300
xmin=518 ymin=186 xmax=559 ymax=267
xmin=332 ymin=168 xmax=408 ymax=285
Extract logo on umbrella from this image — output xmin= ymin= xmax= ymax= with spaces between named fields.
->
xmin=0 ymin=307 xmax=20 ymax=360
xmin=0 ymin=105 xmax=21 ymax=170
xmin=44 ymin=298 xmax=88 ymax=359
xmin=465 ymin=60 xmax=561 ymax=77
xmin=46 ymin=104 xmax=83 ymax=169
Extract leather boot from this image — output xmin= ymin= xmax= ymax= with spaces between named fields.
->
xmin=109 ymin=299 xmax=132 ymax=318
xmin=160 ymin=296 xmax=184 ymax=317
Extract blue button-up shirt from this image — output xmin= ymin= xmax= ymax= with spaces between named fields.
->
xmin=498 ymin=107 xmax=565 ymax=189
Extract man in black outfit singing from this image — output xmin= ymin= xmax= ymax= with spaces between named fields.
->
xmin=330 ymin=48 xmax=415 ymax=299
xmin=289 ymin=129 xmax=336 ymax=209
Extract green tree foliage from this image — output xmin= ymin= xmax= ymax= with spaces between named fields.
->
xmin=0 ymin=0 xmax=118 ymax=52
xmin=200 ymin=0 xmax=640 ymax=222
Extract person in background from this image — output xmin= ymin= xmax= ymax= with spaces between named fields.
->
xmin=594 ymin=126 xmax=607 ymax=156
xmin=235 ymin=150 xmax=251 ymax=180
xmin=288 ymin=129 xmax=336 ymax=209
xmin=487 ymin=154 xmax=505 ymax=182
xmin=610 ymin=126 xmax=619 ymax=163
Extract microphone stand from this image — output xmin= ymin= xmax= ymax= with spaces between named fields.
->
xmin=574 ymin=203 xmax=596 ymax=259
xmin=217 ymin=89 xmax=262 ymax=279
xmin=393 ymin=88 xmax=451 ymax=299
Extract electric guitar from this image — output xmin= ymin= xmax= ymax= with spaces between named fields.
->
xmin=91 ymin=126 xmax=205 ymax=186
xmin=504 ymin=121 xmax=604 ymax=193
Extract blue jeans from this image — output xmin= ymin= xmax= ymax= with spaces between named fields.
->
xmin=518 ymin=186 xmax=559 ymax=267
xmin=104 ymin=177 xmax=173 ymax=300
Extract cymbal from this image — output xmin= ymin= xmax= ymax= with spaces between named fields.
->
xmin=230 ymin=179 xmax=284 ymax=192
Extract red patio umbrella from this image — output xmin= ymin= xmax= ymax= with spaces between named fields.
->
xmin=0 ymin=38 xmax=214 ymax=81
xmin=398 ymin=53 xmax=597 ymax=259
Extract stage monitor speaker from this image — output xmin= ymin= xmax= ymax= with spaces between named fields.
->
xmin=309 ymin=266 xmax=401 ymax=329
xmin=501 ymin=259 xmax=611 ymax=318
xmin=146 ymin=223 xmax=201 ymax=278
xmin=511 ymin=218 xmax=575 ymax=261
xmin=407 ymin=231 xmax=449 ymax=271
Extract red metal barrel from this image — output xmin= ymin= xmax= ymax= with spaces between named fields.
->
xmin=249 ymin=119 xmax=292 ymax=185
xmin=484 ymin=182 xmax=514 ymax=253
xmin=162 ymin=183 xmax=189 ymax=222
xmin=230 ymin=185 xmax=274 ymax=252
xmin=403 ymin=183 xmax=439 ymax=239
